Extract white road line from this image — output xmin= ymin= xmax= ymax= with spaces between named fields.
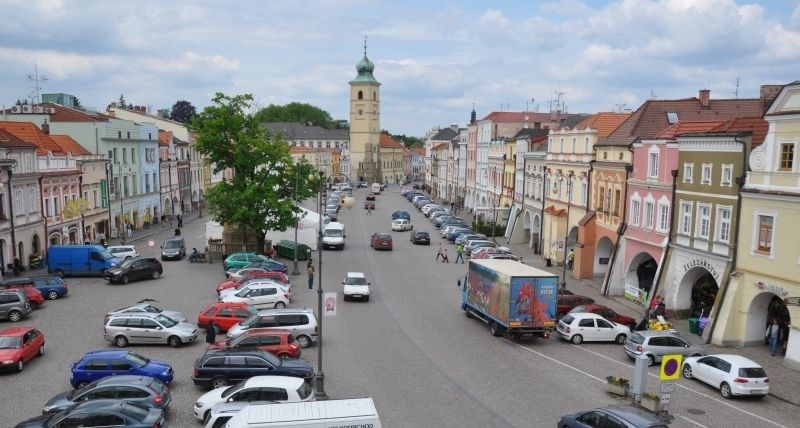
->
xmin=678 ymin=414 xmax=709 ymax=427
xmin=505 ymin=340 xmax=788 ymax=428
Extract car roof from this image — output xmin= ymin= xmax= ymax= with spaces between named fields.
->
xmin=0 ymin=327 xmax=35 ymax=336
xmin=93 ymin=375 xmax=153 ymax=387
xmin=256 ymin=307 xmax=313 ymax=315
xmin=107 ymin=312 xmax=161 ymax=319
xmin=598 ymin=404 xmax=666 ymax=426
xmin=81 ymin=349 xmax=133 ymax=359
xmin=67 ymin=399 xmax=129 ymax=412
xmin=346 ymin=272 xmax=366 ymax=278
xmin=634 ymin=330 xmax=680 ymax=337
xmin=108 ymin=245 xmax=135 ymax=250
xmin=244 ymin=375 xmax=305 ymax=387
xmin=701 ymin=354 xmax=760 ymax=366
xmin=242 ymin=328 xmax=292 ymax=337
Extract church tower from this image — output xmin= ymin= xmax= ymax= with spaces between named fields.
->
xmin=349 ymin=39 xmax=381 ymax=183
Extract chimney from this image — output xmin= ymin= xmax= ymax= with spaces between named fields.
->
xmin=759 ymin=84 xmax=783 ymax=115
xmin=41 ymin=119 xmax=50 ymax=135
xmin=699 ymin=89 xmax=710 ymax=108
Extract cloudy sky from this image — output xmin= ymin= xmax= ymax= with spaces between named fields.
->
xmin=1 ymin=0 xmax=798 ymax=137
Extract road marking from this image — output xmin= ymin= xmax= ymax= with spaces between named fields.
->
xmin=678 ymin=414 xmax=708 ymax=427
xmin=505 ymin=340 xmax=788 ymax=428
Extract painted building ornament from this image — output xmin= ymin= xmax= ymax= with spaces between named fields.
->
xmin=754 ymin=281 xmax=788 ymax=297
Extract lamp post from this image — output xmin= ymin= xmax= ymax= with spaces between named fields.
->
xmin=292 ymin=165 xmax=301 ymax=276
xmin=313 ymin=170 xmax=355 ymax=400
xmin=561 ymin=172 xmax=574 ymax=290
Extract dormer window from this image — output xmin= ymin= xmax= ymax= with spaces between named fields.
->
xmin=666 ymin=112 xmax=678 ymax=124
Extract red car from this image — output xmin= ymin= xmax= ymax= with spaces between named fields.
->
xmin=207 ymin=328 xmax=301 ymax=359
xmin=364 ymin=201 xmax=375 ymax=210
xmin=197 ymin=302 xmax=258 ymax=333
xmin=370 ymin=233 xmax=393 ymax=251
xmin=0 ymin=327 xmax=45 ymax=372
xmin=216 ymin=271 xmax=290 ymax=294
xmin=569 ymin=304 xmax=636 ymax=329
xmin=366 ymin=193 xmax=376 ymax=201
xmin=556 ymin=294 xmax=595 ymax=318
xmin=0 ymin=281 xmax=45 ymax=308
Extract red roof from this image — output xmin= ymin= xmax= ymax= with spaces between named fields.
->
xmin=49 ymin=134 xmax=91 ymax=156
xmin=480 ymin=111 xmax=570 ymax=124
xmin=707 ymin=116 xmax=769 ymax=148
xmin=0 ymin=128 xmax=37 ymax=149
xmin=158 ymin=130 xmax=172 ymax=147
xmin=0 ymin=121 xmax=63 ymax=155
xmin=39 ymin=103 xmax=112 ymax=123
xmin=410 ymin=147 xmax=425 ymax=156
xmin=379 ymin=134 xmax=404 ymax=148
xmin=655 ymin=121 xmax=726 ymax=139
xmin=574 ymin=112 xmax=631 ymax=138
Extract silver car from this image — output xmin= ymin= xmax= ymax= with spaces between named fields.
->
xmin=104 ymin=313 xmax=198 ymax=347
xmin=624 ymin=330 xmax=705 ymax=366
xmin=226 ymin=308 xmax=318 ymax=348
xmin=105 ymin=303 xmax=187 ymax=323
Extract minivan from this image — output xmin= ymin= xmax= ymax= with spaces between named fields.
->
xmin=0 ymin=290 xmax=31 ymax=322
xmin=371 ymin=183 xmax=381 ymax=194
xmin=624 ymin=330 xmax=705 ymax=366
xmin=223 ymin=398 xmax=382 ymax=428
xmin=161 ymin=237 xmax=186 ymax=260
xmin=322 ymin=222 xmax=345 ymax=250
xmin=46 ymin=245 xmax=121 ymax=277
xmin=226 ymin=308 xmax=318 ymax=348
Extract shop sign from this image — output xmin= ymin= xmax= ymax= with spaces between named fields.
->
xmin=784 ymin=297 xmax=800 ymax=306
xmin=754 ymin=281 xmax=788 ymax=297
xmin=682 ymin=259 xmax=720 ymax=282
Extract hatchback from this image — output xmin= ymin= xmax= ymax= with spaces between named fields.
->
xmin=0 ymin=280 xmax=45 ymax=308
xmin=624 ymin=330 xmax=705 ymax=366
xmin=42 ymin=375 xmax=171 ymax=415
xmin=0 ymin=327 xmax=45 ymax=372
xmin=219 ymin=281 xmax=290 ymax=309
xmin=70 ymin=350 xmax=174 ymax=389
xmin=557 ymin=294 xmax=596 ymax=319
xmin=391 ymin=219 xmax=413 ymax=231
xmin=238 ymin=257 xmax=288 ymax=274
xmin=364 ymin=201 xmax=375 ymax=210
xmin=104 ymin=313 xmax=198 ymax=348
xmin=370 ymin=233 xmax=393 ymax=250
xmin=558 ymin=404 xmax=668 ymax=428
xmin=0 ymin=290 xmax=31 ymax=322
xmin=556 ymin=313 xmax=629 ymax=345
xmin=225 ymin=267 xmax=268 ymax=281
xmin=29 ymin=276 xmax=69 ymax=300
xmin=107 ymin=245 xmax=139 ymax=260
xmin=17 ymin=399 xmax=167 ymax=428
xmin=682 ymin=354 xmax=769 ymax=398
xmin=223 ymin=252 xmax=264 ymax=271
xmin=191 ymin=349 xmax=313 ymax=391
xmin=208 ymin=328 xmax=301 ymax=359
xmin=217 ymin=271 xmax=289 ymax=293
xmin=160 ymin=236 xmax=186 ymax=260
xmin=104 ymin=258 xmax=163 ymax=284
xmin=226 ymin=308 xmax=318 ymax=349
xmin=410 ymin=229 xmax=430 ymax=245
xmin=391 ymin=210 xmax=411 ymax=220
xmin=198 ymin=302 xmax=259 ymax=333
xmin=193 ymin=375 xmax=314 ymax=421
xmin=569 ymin=304 xmax=636 ymax=330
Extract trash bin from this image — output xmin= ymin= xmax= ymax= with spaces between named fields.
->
xmin=275 ymin=240 xmax=311 ymax=261
xmin=688 ymin=317 xmax=699 ymax=335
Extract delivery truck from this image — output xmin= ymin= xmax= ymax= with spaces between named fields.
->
xmin=459 ymin=259 xmax=558 ymax=339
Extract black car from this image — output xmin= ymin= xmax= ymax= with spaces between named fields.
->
xmin=192 ymin=348 xmax=314 ymax=389
xmin=104 ymin=258 xmax=163 ymax=284
xmin=392 ymin=210 xmax=411 ymax=220
xmin=410 ymin=230 xmax=431 ymax=245
xmin=16 ymin=399 xmax=166 ymax=428
xmin=42 ymin=375 xmax=171 ymax=415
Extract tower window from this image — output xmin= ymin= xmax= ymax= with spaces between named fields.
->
xmin=373 ymin=91 xmax=376 ymax=100
xmin=358 ymin=90 xmax=363 ymax=100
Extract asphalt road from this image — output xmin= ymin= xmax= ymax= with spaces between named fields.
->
xmin=1 ymin=187 xmax=796 ymax=427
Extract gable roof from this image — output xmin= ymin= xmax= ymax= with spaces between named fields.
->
xmin=49 ymin=134 xmax=92 ymax=156
xmin=429 ymin=127 xmax=458 ymax=141
xmin=574 ymin=112 xmax=631 ymax=138
xmin=41 ymin=103 xmax=112 ymax=123
xmin=707 ymin=116 xmax=769 ymax=147
xmin=263 ymin=122 xmax=349 ymax=140
xmin=0 ymin=128 xmax=37 ymax=149
xmin=409 ymin=147 xmax=425 ymax=156
xmin=0 ymin=121 xmax=64 ymax=155
xmin=379 ymin=134 xmax=404 ymax=148
xmin=512 ymin=128 xmax=550 ymax=140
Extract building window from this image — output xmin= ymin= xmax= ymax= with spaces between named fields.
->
xmin=584 ymin=137 xmax=590 ymax=153
xmin=716 ymin=206 xmax=732 ymax=244
xmin=28 ymin=188 xmax=37 ymax=213
xmin=780 ymin=143 xmax=794 ymax=170
xmin=648 ymin=150 xmax=659 ymax=178
xmin=122 ymin=148 xmax=127 ymax=164
xmin=559 ymin=137 xmax=564 ymax=152
xmin=683 ymin=163 xmax=693 ymax=183
xmin=757 ymin=215 xmax=774 ymax=253
xmin=580 ymin=181 xmax=588 ymax=206
xmin=598 ymin=186 xmax=605 ymax=212
xmin=93 ymin=190 xmax=98 ymax=208
xmin=657 ymin=202 xmax=670 ymax=232
xmin=14 ymin=190 xmax=22 ymax=215
xmin=613 ymin=189 xmax=621 ymax=215
xmin=571 ymin=137 xmax=576 ymax=153
xmin=696 ymin=204 xmax=711 ymax=239
xmin=644 ymin=200 xmax=655 ymax=229
xmin=629 ymin=198 xmax=641 ymax=227
xmin=680 ymin=201 xmax=692 ymax=235
xmin=44 ymin=199 xmax=50 ymax=217
xmin=701 ymin=164 xmax=712 ymax=184
xmin=720 ymin=164 xmax=733 ymax=186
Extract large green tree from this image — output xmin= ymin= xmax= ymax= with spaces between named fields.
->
xmin=190 ymin=93 xmax=321 ymax=252
xmin=255 ymin=102 xmax=343 ymax=129
xmin=170 ymin=100 xmax=197 ymax=123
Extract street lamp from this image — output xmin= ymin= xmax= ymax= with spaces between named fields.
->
xmin=313 ymin=170 xmax=355 ymax=400
xmin=561 ymin=172 xmax=575 ymax=290
xmin=292 ymin=165 xmax=301 ymax=276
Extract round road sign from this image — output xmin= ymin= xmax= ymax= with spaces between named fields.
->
xmin=148 ymin=240 xmax=155 ymax=247
xmin=664 ymin=358 xmax=678 ymax=376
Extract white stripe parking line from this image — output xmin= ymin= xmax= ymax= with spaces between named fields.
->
xmin=678 ymin=414 xmax=709 ymax=427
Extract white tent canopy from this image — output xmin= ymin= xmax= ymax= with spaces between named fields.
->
xmin=204 ymin=207 xmax=321 ymax=251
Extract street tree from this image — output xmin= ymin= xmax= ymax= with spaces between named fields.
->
xmin=170 ymin=100 xmax=197 ymax=123
xmin=190 ymin=93 xmax=320 ymax=252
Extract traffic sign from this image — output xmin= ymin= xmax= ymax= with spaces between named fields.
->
xmin=148 ymin=240 xmax=155 ymax=247
xmin=660 ymin=354 xmax=682 ymax=381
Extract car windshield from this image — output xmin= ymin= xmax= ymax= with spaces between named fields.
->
xmin=143 ymin=305 xmax=161 ymax=313
xmin=120 ymin=259 xmax=137 ymax=268
xmin=221 ymin=380 xmax=247 ymax=398
xmin=164 ymin=240 xmax=182 ymax=249
xmin=346 ymin=276 xmax=367 ymax=285
xmin=154 ymin=314 xmax=178 ymax=327
xmin=99 ymin=249 xmax=115 ymax=260
xmin=0 ymin=336 xmax=21 ymax=348
xmin=739 ymin=367 xmax=767 ymax=378
xmin=629 ymin=333 xmax=645 ymax=344
xmin=324 ymin=230 xmax=343 ymax=237
xmin=124 ymin=352 xmax=150 ymax=368
xmin=119 ymin=401 xmax=150 ymax=420
xmin=377 ymin=234 xmax=391 ymax=240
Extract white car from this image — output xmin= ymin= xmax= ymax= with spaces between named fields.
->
xmin=391 ymin=219 xmax=413 ymax=231
xmin=193 ymin=376 xmax=313 ymax=421
xmin=219 ymin=281 xmax=290 ymax=309
xmin=682 ymin=354 xmax=769 ymax=398
xmin=556 ymin=312 xmax=629 ymax=345
xmin=342 ymin=272 xmax=370 ymax=302
xmin=107 ymin=245 xmax=139 ymax=260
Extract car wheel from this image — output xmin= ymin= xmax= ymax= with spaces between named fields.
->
xmin=274 ymin=301 xmax=286 ymax=309
xmin=646 ymin=354 xmax=656 ymax=367
xmin=571 ymin=334 xmax=583 ymax=345
xmin=167 ymin=336 xmax=182 ymax=348
xmin=364 ymin=296 xmax=370 ymax=302
xmin=296 ymin=335 xmax=312 ymax=349
xmin=76 ymin=381 xmax=89 ymax=389
xmin=121 ymin=275 xmax=129 ymax=284
xmin=16 ymin=359 xmax=23 ymax=372
xmin=614 ymin=334 xmax=627 ymax=345
xmin=54 ymin=269 xmax=65 ymax=278
xmin=152 ymin=270 xmax=161 ymax=279
xmin=38 ymin=343 xmax=44 ymax=356
xmin=8 ymin=310 xmax=23 ymax=322
xmin=343 ymin=295 xmax=350 ymax=302
xmin=210 ymin=376 xmax=228 ymax=389
xmin=47 ymin=290 xmax=59 ymax=300
xmin=114 ymin=336 xmax=128 ymax=347
xmin=682 ymin=364 xmax=693 ymax=379
xmin=490 ymin=321 xmax=503 ymax=337
xmin=720 ymin=382 xmax=732 ymax=398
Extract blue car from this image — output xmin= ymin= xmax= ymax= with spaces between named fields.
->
xmin=447 ymin=228 xmax=473 ymax=242
xmin=31 ymin=276 xmax=69 ymax=300
xmin=70 ymin=350 xmax=174 ymax=389
xmin=392 ymin=210 xmax=411 ymax=220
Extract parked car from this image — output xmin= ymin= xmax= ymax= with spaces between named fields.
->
xmin=106 ymin=302 xmax=187 ymax=323
xmin=0 ymin=279 xmax=45 ymax=308
xmin=365 ymin=193 xmax=376 ymax=201
xmin=624 ymin=330 xmax=705 ymax=366
xmin=42 ymin=375 xmax=171 ymax=415
xmin=70 ymin=350 xmax=174 ymax=389
xmin=218 ymin=281 xmax=290 ymax=309
xmin=223 ymin=252 xmax=265 ymax=271
xmin=107 ymin=245 xmax=139 ymax=260
xmin=391 ymin=219 xmax=413 ymax=231
xmin=682 ymin=354 xmax=769 ymax=398
xmin=226 ymin=308 xmax=318 ymax=348
xmin=46 ymin=245 xmax=121 ymax=277
xmin=104 ymin=257 xmax=163 ymax=284
xmin=192 ymin=349 xmax=314 ymax=391
xmin=235 ymin=257 xmax=288 ymax=274
xmin=556 ymin=313 xmax=630 ymax=345
xmin=217 ymin=272 xmax=289 ymax=294
xmin=364 ymin=201 xmax=375 ymax=210
xmin=558 ymin=404 xmax=668 ymax=428
xmin=370 ymin=233 xmax=393 ymax=250
xmin=160 ymin=236 xmax=186 ymax=260
xmin=569 ymin=304 xmax=636 ymax=329
xmin=465 ymin=240 xmax=497 ymax=256
xmin=103 ymin=313 xmax=198 ymax=348
xmin=197 ymin=302 xmax=259 ymax=334
xmin=391 ymin=210 xmax=411 ymax=220
xmin=342 ymin=272 xmax=370 ymax=302
xmin=456 ymin=233 xmax=486 ymax=245
xmin=28 ymin=276 xmax=69 ymax=300
xmin=208 ymin=328 xmax=301 ymax=359
xmin=193 ymin=375 xmax=314 ymax=420
xmin=0 ymin=290 xmax=31 ymax=322
xmin=410 ymin=229 xmax=431 ymax=245
xmin=225 ymin=267 xmax=267 ymax=281
xmin=16 ymin=399 xmax=167 ymax=428
xmin=557 ymin=294 xmax=596 ymax=319
xmin=0 ymin=327 xmax=44 ymax=372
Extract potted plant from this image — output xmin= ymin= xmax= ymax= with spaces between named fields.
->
xmin=640 ymin=392 xmax=661 ymax=412
xmin=605 ymin=375 xmax=630 ymax=396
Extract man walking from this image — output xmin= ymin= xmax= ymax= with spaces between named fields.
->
xmin=567 ymin=248 xmax=575 ymax=271
xmin=436 ymin=243 xmax=443 ymax=261
xmin=177 ymin=214 xmax=183 ymax=228
xmin=766 ymin=319 xmax=782 ymax=356
xmin=366 ymin=205 xmax=372 ymax=215
xmin=441 ymin=248 xmax=449 ymax=263
xmin=455 ymin=244 xmax=465 ymax=263
xmin=307 ymin=261 xmax=315 ymax=290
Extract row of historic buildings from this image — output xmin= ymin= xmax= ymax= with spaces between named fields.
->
xmin=422 ymin=83 xmax=800 ymax=369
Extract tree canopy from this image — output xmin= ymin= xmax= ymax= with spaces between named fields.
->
xmin=386 ymin=132 xmax=424 ymax=148
xmin=254 ymin=102 xmax=344 ymax=129
xmin=190 ymin=93 xmax=321 ymax=250
xmin=170 ymin=100 xmax=197 ymax=123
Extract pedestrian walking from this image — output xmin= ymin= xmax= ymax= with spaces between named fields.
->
xmin=567 ymin=248 xmax=575 ymax=271
xmin=442 ymin=249 xmax=449 ymax=263
xmin=177 ymin=214 xmax=183 ymax=228
xmin=307 ymin=263 xmax=315 ymax=290
xmin=455 ymin=244 xmax=465 ymax=263
xmin=649 ymin=295 xmax=662 ymax=319
xmin=366 ymin=205 xmax=372 ymax=215
xmin=766 ymin=319 xmax=782 ymax=356
xmin=205 ymin=324 xmax=216 ymax=344
xmin=168 ymin=215 xmax=173 ymax=226
xmin=436 ymin=243 xmax=443 ymax=261
xmin=126 ymin=223 xmax=132 ymax=238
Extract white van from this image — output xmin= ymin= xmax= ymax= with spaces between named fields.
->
xmin=223 ymin=398 xmax=381 ymax=428
xmin=321 ymin=222 xmax=345 ymax=250
xmin=371 ymin=183 xmax=381 ymax=194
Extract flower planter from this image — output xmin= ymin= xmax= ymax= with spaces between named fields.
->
xmin=605 ymin=382 xmax=629 ymax=396
xmin=640 ymin=397 xmax=661 ymax=412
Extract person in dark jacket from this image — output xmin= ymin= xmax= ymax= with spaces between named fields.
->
xmin=205 ymin=325 xmax=216 ymax=344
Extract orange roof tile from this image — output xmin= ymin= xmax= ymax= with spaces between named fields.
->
xmin=0 ymin=121 xmax=64 ymax=155
xmin=49 ymin=134 xmax=91 ymax=156
xmin=379 ymin=134 xmax=404 ymax=148
xmin=410 ymin=147 xmax=425 ymax=156
xmin=707 ymin=116 xmax=769 ymax=148
xmin=655 ymin=121 xmax=725 ymax=139
xmin=574 ymin=112 xmax=631 ymax=138
xmin=0 ymin=128 xmax=37 ymax=149
xmin=158 ymin=130 xmax=172 ymax=147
